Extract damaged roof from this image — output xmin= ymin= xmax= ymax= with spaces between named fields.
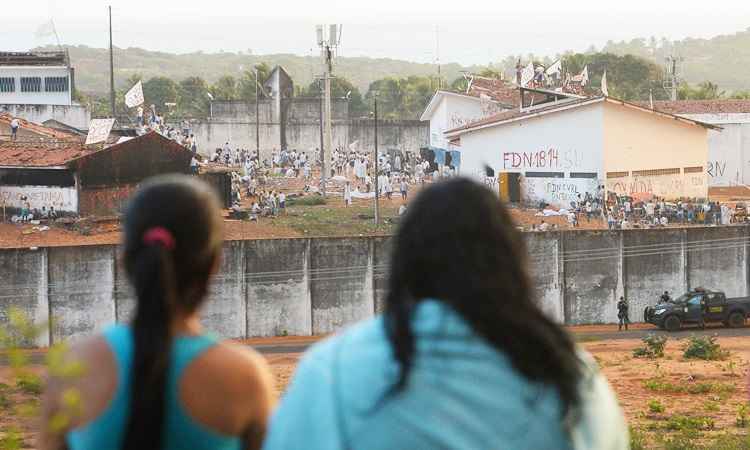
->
xmin=0 ymin=113 xmax=81 ymax=142
xmin=638 ymin=100 xmax=750 ymax=115
xmin=0 ymin=51 xmax=69 ymax=67
xmin=0 ymin=131 xmax=190 ymax=169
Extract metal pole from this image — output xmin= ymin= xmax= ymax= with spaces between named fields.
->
xmin=374 ymin=97 xmax=379 ymax=225
xmin=319 ymin=81 xmax=325 ymax=195
xmin=108 ymin=6 xmax=116 ymax=118
xmin=322 ymin=46 xmax=333 ymax=198
xmin=255 ymin=67 xmax=260 ymax=154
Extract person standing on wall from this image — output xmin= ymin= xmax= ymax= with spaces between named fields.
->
xmin=617 ymin=296 xmax=629 ymax=331
xmin=10 ymin=117 xmax=20 ymax=141
xmin=40 ymin=176 xmax=274 ymax=450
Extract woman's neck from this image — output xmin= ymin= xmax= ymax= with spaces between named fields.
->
xmin=171 ymin=312 xmax=203 ymax=337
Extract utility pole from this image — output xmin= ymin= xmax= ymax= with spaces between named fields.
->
xmin=255 ymin=67 xmax=260 ymax=154
xmin=664 ymin=55 xmax=682 ymax=101
xmin=373 ymin=95 xmax=380 ymax=225
xmin=316 ymin=24 xmax=340 ymax=198
xmin=318 ymin=79 xmax=325 ymax=178
xmin=108 ymin=6 xmax=116 ymax=118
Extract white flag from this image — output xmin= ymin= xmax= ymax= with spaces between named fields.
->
xmin=546 ymin=60 xmax=562 ymax=77
xmin=86 ymin=119 xmax=116 ymax=145
xmin=520 ymin=61 xmax=535 ymax=87
xmin=35 ymin=20 xmax=56 ymax=39
xmin=125 ymin=81 xmax=144 ymax=108
xmin=580 ymin=65 xmax=589 ymax=86
xmin=601 ymin=71 xmax=609 ymax=96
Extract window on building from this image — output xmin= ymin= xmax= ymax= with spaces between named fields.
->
xmin=606 ymin=171 xmax=629 ymax=179
xmin=524 ymin=171 xmax=564 ymax=178
xmin=20 ymin=77 xmax=42 ymax=93
xmin=684 ymin=166 xmax=703 ymax=174
xmin=45 ymin=76 xmax=69 ymax=93
xmin=0 ymin=77 xmax=15 ymax=93
xmin=570 ymin=172 xmax=598 ymax=179
xmin=632 ymin=168 xmax=680 ymax=177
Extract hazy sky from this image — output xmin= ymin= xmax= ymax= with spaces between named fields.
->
xmin=3 ymin=0 xmax=750 ymax=65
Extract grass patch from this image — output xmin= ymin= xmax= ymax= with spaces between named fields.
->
xmin=684 ymin=335 xmax=730 ymax=361
xmin=285 ymin=195 xmax=327 ymax=207
xmin=738 ymin=404 xmax=749 ymax=428
xmin=629 ymin=426 xmax=648 ymax=450
xmin=665 ymin=414 xmax=715 ymax=432
xmin=643 ymin=378 xmax=735 ymax=396
xmin=705 ymin=401 xmax=721 ymax=412
xmin=275 ymin=201 xmax=400 ymax=236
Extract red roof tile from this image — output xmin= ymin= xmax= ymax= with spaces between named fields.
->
xmin=0 ymin=143 xmax=100 ymax=167
xmin=0 ymin=113 xmax=82 ymax=142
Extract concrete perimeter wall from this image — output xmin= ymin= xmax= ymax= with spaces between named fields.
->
xmin=1 ymin=228 xmax=749 ymax=344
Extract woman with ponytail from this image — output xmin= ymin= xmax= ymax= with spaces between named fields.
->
xmin=264 ymin=178 xmax=628 ymax=450
xmin=41 ymin=176 xmax=274 ymax=450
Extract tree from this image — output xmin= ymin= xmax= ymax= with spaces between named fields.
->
xmin=678 ymin=81 xmax=725 ymax=100
xmin=730 ymin=90 xmax=750 ymax=99
xmin=210 ymin=75 xmax=239 ymax=101
xmin=301 ymin=76 xmax=368 ymax=117
xmin=142 ymin=76 xmax=180 ymax=111
xmin=178 ymin=76 xmax=210 ymax=117
xmin=364 ymin=75 xmax=433 ymax=120
xmin=562 ymin=53 xmax=669 ymax=101
xmin=238 ymin=63 xmax=272 ymax=101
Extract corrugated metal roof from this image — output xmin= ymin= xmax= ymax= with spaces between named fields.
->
xmin=638 ymin=100 xmax=750 ymax=115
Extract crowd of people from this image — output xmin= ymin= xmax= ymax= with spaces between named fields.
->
xmin=40 ymin=176 xmax=629 ymax=450
xmin=605 ymin=195 xmax=742 ymax=230
xmin=135 ymin=105 xmax=198 ymax=153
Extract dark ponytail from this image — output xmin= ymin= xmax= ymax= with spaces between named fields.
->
xmin=121 ymin=176 xmax=223 ymax=450
xmin=385 ymin=178 xmax=583 ymax=422
xmin=122 ymin=244 xmax=176 ymax=450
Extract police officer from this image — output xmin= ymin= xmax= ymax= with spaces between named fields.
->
xmin=617 ymin=296 xmax=630 ymax=331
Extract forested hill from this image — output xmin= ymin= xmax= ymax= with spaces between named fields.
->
xmin=46 ymin=45 xmax=472 ymax=95
xmin=601 ymin=27 xmax=750 ymax=92
xmin=41 ymin=27 xmax=750 ymax=96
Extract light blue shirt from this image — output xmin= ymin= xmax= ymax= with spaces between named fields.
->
xmin=263 ymin=300 xmax=627 ymax=450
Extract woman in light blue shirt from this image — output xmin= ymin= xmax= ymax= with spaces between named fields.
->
xmin=264 ymin=178 xmax=628 ymax=450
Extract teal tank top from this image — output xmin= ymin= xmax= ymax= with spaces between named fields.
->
xmin=67 ymin=325 xmax=241 ymax=450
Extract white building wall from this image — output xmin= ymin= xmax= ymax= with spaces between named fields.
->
xmin=0 ymin=185 xmax=78 ymax=214
xmin=680 ymin=113 xmax=750 ymax=187
xmin=0 ymin=104 xmax=90 ymax=129
xmin=429 ymin=95 xmax=487 ymax=149
xmin=0 ymin=66 xmax=72 ymax=106
xmin=458 ymin=102 xmax=605 ymax=207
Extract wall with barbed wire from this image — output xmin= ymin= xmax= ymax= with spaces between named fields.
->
xmin=1 ymin=227 xmax=749 ymax=346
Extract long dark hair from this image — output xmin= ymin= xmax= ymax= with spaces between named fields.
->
xmin=122 ymin=176 xmax=223 ymax=450
xmin=385 ymin=178 xmax=582 ymax=420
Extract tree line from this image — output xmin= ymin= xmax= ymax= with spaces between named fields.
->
xmin=80 ymin=52 xmax=746 ymax=120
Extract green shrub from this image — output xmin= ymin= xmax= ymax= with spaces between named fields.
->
xmin=648 ymin=399 xmax=666 ymax=413
xmin=738 ymin=404 xmax=749 ymax=428
xmin=286 ymin=195 xmax=326 ymax=207
xmin=633 ymin=335 xmax=668 ymax=358
xmin=704 ymin=401 xmax=720 ymax=412
xmin=629 ymin=426 xmax=647 ymax=450
xmin=684 ymin=335 xmax=729 ymax=361
xmin=16 ymin=374 xmax=43 ymax=396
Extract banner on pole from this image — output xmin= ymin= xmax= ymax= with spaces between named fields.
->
xmin=125 ymin=81 xmax=144 ymax=108
xmin=85 ymin=119 xmax=115 ymax=145
xmin=520 ymin=61 xmax=535 ymax=88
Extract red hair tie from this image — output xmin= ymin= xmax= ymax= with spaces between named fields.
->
xmin=142 ymin=227 xmax=176 ymax=251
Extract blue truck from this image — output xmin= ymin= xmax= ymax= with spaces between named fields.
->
xmin=644 ymin=288 xmax=750 ymax=332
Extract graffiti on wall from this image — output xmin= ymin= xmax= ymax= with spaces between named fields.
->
xmin=707 ymin=161 xmax=726 ymax=178
xmin=607 ymin=174 xmax=706 ymax=199
xmin=524 ymin=177 xmax=599 ymax=206
xmin=502 ymin=148 xmax=584 ymax=170
xmin=0 ymin=186 xmax=77 ymax=212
